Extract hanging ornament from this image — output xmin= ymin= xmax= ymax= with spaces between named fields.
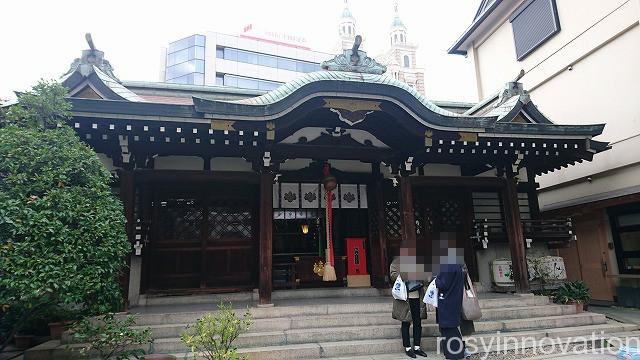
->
xmin=322 ymin=162 xmax=337 ymax=282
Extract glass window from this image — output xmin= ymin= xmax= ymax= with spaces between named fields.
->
xmin=193 ymin=73 xmax=204 ymax=85
xmin=258 ymin=54 xmax=278 ymax=68
xmin=610 ymin=206 xmax=640 ymax=274
xmin=168 ymin=35 xmax=198 ymax=53
xmin=167 ymin=48 xmax=189 ymax=66
xmin=619 ymin=213 xmax=640 ymax=227
xmin=258 ymin=80 xmax=281 ymax=91
xmin=223 ymin=74 xmax=238 ymax=87
xmin=223 ymin=48 xmax=238 ymax=61
xmin=216 ymin=74 xmax=224 ymax=86
xmin=237 ymin=50 xmax=258 ymax=65
xmin=403 ymin=55 xmax=410 ymax=68
xmin=278 ymin=58 xmax=297 ymax=71
xmin=236 ymin=76 xmax=258 ymax=89
xmin=195 ymin=34 xmax=205 ymax=47
xmin=216 ymin=47 xmax=224 ymax=59
xmin=165 ymin=61 xmax=197 ymax=80
xmin=195 ymin=59 xmax=205 ymax=73
xmin=189 ymin=46 xmax=205 ymax=60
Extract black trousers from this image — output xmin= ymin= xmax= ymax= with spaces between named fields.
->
xmin=439 ymin=327 xmax=465 ymax=360
xmin=401 ymin=297 xmax=422 ymax=347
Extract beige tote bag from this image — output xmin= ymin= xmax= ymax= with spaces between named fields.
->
xmin=462 ymin=273 xmax=482 ymax=321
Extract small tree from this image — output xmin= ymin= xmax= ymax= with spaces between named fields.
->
xmin=0 ymin=80 xmax=130 ymax=350
xmin=180 ymin=303 xmax=252 ymax=360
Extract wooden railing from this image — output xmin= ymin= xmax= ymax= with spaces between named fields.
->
xmin=471 ymin=218 xmax=576 ymax=249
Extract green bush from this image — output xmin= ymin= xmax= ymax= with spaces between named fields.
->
xmin=0 ymin=80 xmax=130 ymax=349
xmin=554 ymin=280 xmax=591 ymax=304
xmin=71 ymin=313 xmax=153 ymax=359
xmin=180 ymin=303 xmax=252 ymax=360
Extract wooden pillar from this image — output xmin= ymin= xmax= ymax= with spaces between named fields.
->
xmin=526 ymin=167 xmax=541 ymax=219
xmin=370 ymin=178 xmax=389 ymax=286
xmin=502 ymin=175 xmax=530 ymax=293
xmin=118 ymin=169 xmax=135 ymax=310
xmin=258 ymin=172 xmax=274 ymax=306
xmin=399 ymin=176 xmax=417 ymax=250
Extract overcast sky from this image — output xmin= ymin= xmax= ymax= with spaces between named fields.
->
xmin=0 ymin=0 xmax=479 ymax=103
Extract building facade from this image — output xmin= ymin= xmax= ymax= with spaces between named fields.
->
xmin=60 ymin=35 xmax=606 ymax=307
xmin=449 ymin=0 xmax=640 ymax=305
xmin=160 ymin=29 xmax=331 ymax=90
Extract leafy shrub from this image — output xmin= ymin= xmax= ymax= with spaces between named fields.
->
xmin=0 ymin=80 xmax=129 ymax=349
xmin=180 ymin=303 xmax=252 ymax=360
xmin=71 ymin=313 xmax=153 ymax=359
xmin=554 ymin=280 xmax=591 ymax=304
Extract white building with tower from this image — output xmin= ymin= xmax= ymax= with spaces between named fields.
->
xmin=337 ymin=1 xmax=426 ymax=94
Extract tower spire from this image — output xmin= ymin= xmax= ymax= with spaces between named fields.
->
xmin=338 ymin=0 xmax=356 ymax=50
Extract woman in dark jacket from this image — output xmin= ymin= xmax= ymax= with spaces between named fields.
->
xmin=435 ymin=263 xmax=465 ymax=360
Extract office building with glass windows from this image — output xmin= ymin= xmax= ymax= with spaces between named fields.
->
xmin=160 ymin=31 xmax=331 ymax=90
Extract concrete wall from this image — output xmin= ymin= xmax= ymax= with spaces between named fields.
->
xmin=469 ymin=0 xmax=640 ymax=210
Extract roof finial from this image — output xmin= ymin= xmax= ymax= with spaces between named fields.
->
xmin=85 ymin=33 xmax=96 ymax=51
xmin=394 ymin=0 xmax=398 ymax=14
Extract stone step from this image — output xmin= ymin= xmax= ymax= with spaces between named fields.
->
xmin=322 ymin=326 xmax=640 ymax=360
xmin=130 ymin=304 xmax=578 ymax=339
xmin=148 ymin=313 xmax=608 ymax=353
xmin=236 ymin=322 xmax=637 ymax=359
xmin=129 ymin=294 xmax=548 ymax=326
xmin=26 ymin=320 xmax=636 ymax=359
xmin=141 ymin=288 xmax=386 ymax=306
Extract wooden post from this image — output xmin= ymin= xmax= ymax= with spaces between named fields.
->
xmin=258 ymin=172 xmax=274 ymax=306
xmin=502 ymin=175 xmax=530 ymax=293
xmin=399 ymin=176 xmax=417 ymax=251
xmin=118 ymin=170 xmax=135 ymax=310
xmin=526 ymin=166 xmax=541 ymax=219
xmin=369 ymin=178 xmax=389 ymax=287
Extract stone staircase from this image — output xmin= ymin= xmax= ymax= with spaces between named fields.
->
xmin=24 ymin=288 xmax=639 ymax=359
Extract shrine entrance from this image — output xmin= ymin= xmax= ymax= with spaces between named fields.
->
xmin=271 ymin=181 xmax=371 ymax=289
xmin=145 ymin=182 xmax=258 ymax=293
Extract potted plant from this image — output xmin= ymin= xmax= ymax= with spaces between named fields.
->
xmin=554 ymin=281 xmax=591 ymax=312
xmin=46 ymin=305 xmax=79 ymax=340
xmin=13 ymin=334 xmax=36 ymax=349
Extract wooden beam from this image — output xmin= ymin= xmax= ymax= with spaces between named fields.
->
xmin=258 ymin=172 xmax=274 ymax=305
xmin=502 ymin=176 xmax=530 ymax=293
xmin=399 ymin=176 xmax=417 ymax=252
xmin=133 ymin=170 xmax=259 ymax=184
xmin=410 ymin=176 xmax=506 ymax=188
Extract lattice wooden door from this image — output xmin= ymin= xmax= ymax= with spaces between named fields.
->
xmin=147 ymin=183 xmax=257 ymax=292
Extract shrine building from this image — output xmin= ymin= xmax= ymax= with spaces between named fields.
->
xmin=60 ymin=35 xmax=608 ymax=306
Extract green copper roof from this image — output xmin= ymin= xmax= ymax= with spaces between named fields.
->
xmin=391 ymin=15 xmax=406 ymax=29
xmin=229 ymin=71 xmax=461 ymax=117
xmin=342 ymin=7 xmax=354 ymax=20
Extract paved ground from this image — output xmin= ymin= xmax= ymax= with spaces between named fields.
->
xmin=591 ymin=305 xmax=640 ymax=325
xmin=528 ymin=351 xmax=616 ymax=359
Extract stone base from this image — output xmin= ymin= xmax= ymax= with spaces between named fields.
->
xmin=347 ymin=274 xmax=371 ymax=288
